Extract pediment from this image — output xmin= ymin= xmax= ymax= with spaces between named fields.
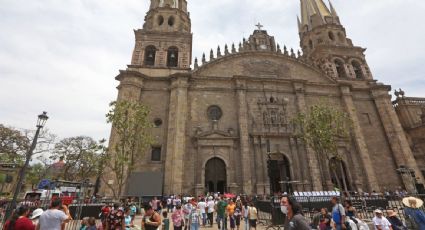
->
xmin=195 ymin=130 xmax=237 ymax=139
xmin=193 ymin=51 xmax=336 ymax=84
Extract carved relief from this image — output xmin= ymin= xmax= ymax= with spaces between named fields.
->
xmin=256 ymin=96 xmax=291 ymax=132
xmin=241 ymin=60 xmax=290 ymax=78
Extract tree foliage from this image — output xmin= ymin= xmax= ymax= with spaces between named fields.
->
xmin=293 ymin=101 xmax=352 ymax=191
xmin=26 ymin=163 xmax=49 ymax=189
xmin=104 ymin=100 xmax=153 ymax=199
xmin=0 ymin=124 xmax=29 ymax=163
xmin=51 ymin=136 xmax=106 ymax=182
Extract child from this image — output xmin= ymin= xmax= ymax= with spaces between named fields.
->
xmin=189 ymin=203 xmax=201 ymax=230
xmin=163 ymin=211 xmax=170 ymax=230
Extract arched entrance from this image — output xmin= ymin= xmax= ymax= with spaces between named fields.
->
xmin=205 ymin=157 xmax=227 ymax=193
xmin=269 ymin=154 xmax=291 ymax=194
xmin=329 ymin=158 xmax=351 ymax=192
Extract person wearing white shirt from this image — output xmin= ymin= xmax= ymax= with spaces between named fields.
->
xmin=206 ymin=197 xmax=215 ymax=227
xmin=372 ymin=209 xmax=393 ymax=230
xmin=197 ymin=198 xmax=207 ymax=226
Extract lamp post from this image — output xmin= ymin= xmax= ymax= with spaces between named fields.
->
xmin=5 ymin=112 xmax=49 ymax=219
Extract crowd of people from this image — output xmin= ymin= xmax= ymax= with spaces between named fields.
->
xmin=1 ymin=193 xmax=425 ymax=230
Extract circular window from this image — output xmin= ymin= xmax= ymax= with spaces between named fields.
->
xmin=158 ymin=15 xmax=164 ymax=26
xmin=207 ymin=105 xmax=223 ymax=121
xmin=154 ymin=118 xmax=163 ymax=127
xmin=168 ymin=16 xmax=175 ymax=26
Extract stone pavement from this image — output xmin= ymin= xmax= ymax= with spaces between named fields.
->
xmin=132 ymin=215 xmax=272 ymax=230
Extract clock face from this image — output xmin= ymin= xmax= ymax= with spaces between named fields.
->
xmin=260 ymin=44 xmax=267 ymax=50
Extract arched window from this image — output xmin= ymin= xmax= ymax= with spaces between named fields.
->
xmin=144 ymin=45 xmax=156 ymax=66
xmin=334 ymin=59 xmax=346 ymax=78
xmin=352 ymin=61 xmax=364 ymax=79
xmin=167 ymin=46 xmax=179 ymax=67
xmin=329 ymin=158 xmax=351 ymax=192
xmin=328 ymin=31 xmax=335 ymax=41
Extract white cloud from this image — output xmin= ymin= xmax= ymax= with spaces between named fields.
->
xmin=0 ymin=0 xmax=424 ymax=140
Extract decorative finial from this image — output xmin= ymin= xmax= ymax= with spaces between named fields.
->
xmin=224 ymin=44 xmax=229 ymax=55
xmin=277 ymin=44 xmax=281 ymax=54
xmin=297 ymin=50 xmax=301 ymax=58
xmin=283 ymin=46 xmax=288 ymax=56
xmin=394 ymin=89 xmax=400 ymax=98
xmin=194 ymin=57 xmax=198 ymax=68
xmin=210 ymin=49 xmax=214 ymax=60
xmin=290 ymin=48 xmax=296 ymax=58
xmin=202 ymin=53 xmax=206 ymax=64
xmin=217 ymin=46 xmax=222 ymax=57
xmin=399 ymin=88 xmax=405 ymax=97
xmin=239 ymin=42 xmax=243 ymax=52
xmin=232 ymin=43 xmax=236 ymax=53
xmin=255 ymin=22 xmax=264 ymax=30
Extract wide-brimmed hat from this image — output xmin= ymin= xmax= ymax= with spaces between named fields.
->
xmin=386 ymin=210 xmax=398 ymax=217
xmin=31 ymin=208 xmax=44 ymax=219
xmin=374 ymin=209 xmax=383 ymax=214
xmin=402 ymin=197 xmax=424 ymax=208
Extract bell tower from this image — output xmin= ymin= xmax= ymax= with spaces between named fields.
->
xmin=130 ymin=0 xmax=192 ymax=70
xmin=298 ymin=0 xmax=373 ymax=80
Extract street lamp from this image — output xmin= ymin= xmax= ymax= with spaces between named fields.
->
xmin=5 ymin=111 xmax=49 ymax=220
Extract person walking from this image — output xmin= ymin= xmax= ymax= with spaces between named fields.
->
xmin=189 ymin=202 xmax=201 ymax=230
xmin=207 ymin=196 xmax=215 ymax=227
xmin=143 ymin=205 xmax=162 ymax=230
xmin=234 ymin=204 xmax=242 ymax=230
xmin=280 ymin=196 xmax=310 ymax=230
xmin=331 ymin=197 xmax=346 ymax=230
xmin=37 ymin=200 xmax=72 ymax=230
xmin=197 ymin=198 xmax=207 ymax=226
xmin=402 ymin=196 xmax=425 ymax=230
xmin=242 ymin=202 xmax=249 ymax=230
xmin=247 ymin=202 xmax=258 ymax=230
xmin=4 ymin=206 xmax=35 ymax=230
xmin=172 ymin=204 xmax=185 ymax=230
xmin=216 ymin=197 xmax=228 ymax=230
xmin=227 ymin=200 xmax=236 ymax=230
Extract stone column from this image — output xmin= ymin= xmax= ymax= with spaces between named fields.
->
xmin=164 ymin=74 xmax=189 ymax=195
xmin=340 ymin=85 xmax=379 ymax=192
xmin=235 ymin=76 xmax=253 ymax=194
xmin=292 ymin=81 xmax=323 ymax=191
xmin=371 ymin=87 xmax=424 ymax=191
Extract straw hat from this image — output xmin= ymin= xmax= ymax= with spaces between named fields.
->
xmin=402 ymin=196 xmax=424 ymax=208
xmin=31 ymin=208 xmax=44 ymax=219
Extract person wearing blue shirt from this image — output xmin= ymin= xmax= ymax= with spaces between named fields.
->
xmin=403 ymin=197 xmax=425 ymax=230
xmin=331 ymin=197 xmax=346 ymax=230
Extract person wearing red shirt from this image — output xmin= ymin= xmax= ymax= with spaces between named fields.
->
xmin=4 ymin=205 xmax=35 ymax=230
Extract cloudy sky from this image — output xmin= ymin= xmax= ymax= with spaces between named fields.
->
xmin=0 ymin=0 xmax=424 ymax=141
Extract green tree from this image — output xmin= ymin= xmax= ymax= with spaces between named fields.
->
xmin=26 ymin=163 xmax=49 ymax=189
xmin=104 ymin=100 xmax=153 ymax=199
xmin=294 ymin=101 xmax=352 ymax=192
xmin=0 ymin=124 xmax=29 ymax=163
xmin=51 ymin=136 xmax=105 ymax=182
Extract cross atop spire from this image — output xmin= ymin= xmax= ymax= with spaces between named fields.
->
xmin=255 ymin=23 xmax=264 ymax=31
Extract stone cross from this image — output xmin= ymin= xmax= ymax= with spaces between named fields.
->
xmin=255 ymin=23 xmax=264 ymax=30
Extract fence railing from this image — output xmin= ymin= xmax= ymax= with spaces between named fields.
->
xmin=255 ymin=194 xmax=425 ymax=224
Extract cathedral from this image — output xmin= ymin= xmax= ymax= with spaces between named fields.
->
xmin=106 ymin=0 xmax=425 ymax=196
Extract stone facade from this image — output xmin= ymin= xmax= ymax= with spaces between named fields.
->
xmin=105 ymin=0 xmax=424 ymax=196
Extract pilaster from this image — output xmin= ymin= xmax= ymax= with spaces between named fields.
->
xmin=164 ymin=74 xmax=189 ymax=195
xmin=292 ymin=81 xmax=323 ymax=191
xmin=340 ymin=85 xmax=379 ymax=192
xmin=234 ymin=76 xmax=253 ymax=194
xmin=371 ymin=87 xmax=424 ymax=191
